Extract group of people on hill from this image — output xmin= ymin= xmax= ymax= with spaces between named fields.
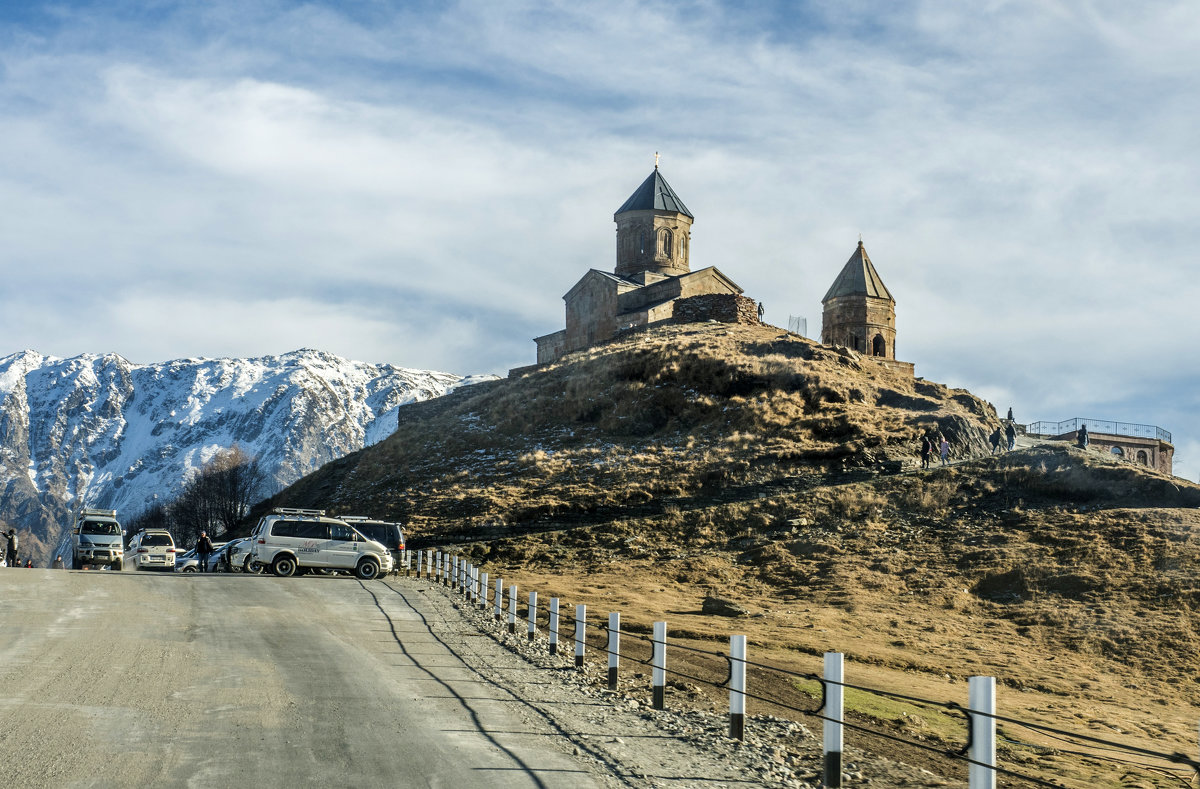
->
xmin=918 ymin=431 xmax=951 ymax=469
xmin=989 ymin=421 xmax=1018 ymax=455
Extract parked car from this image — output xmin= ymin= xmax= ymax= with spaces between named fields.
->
xmin=125 ymin=530 xmax=177 ymax=571
xmin=175 ymin=548 xmax=199 ymax=572
xmin=176 ymin=543 xmax=227 ymax=573
xmin=210 ymin=538 xmax=255 ymax=573
xmin=250 ymin=508 xmax=393 ymax=580
xmin=337 ymin=517 xmax=405 ymax=575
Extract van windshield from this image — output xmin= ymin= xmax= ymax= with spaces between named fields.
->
xmin=141 ymin=533 xmax=173 ymax=547
xmin=81 ymin=521 xmax=120 ymax=535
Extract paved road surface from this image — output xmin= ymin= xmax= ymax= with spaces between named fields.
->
xmin=0 ymin=569 xmax=604 ymax=788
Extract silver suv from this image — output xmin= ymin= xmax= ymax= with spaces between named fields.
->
xmin=250 ymin=508 xmax=393 ymax=580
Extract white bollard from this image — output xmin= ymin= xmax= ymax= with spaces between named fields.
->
xmin=451 ymin=555 xmax=459 ymax=590
xmin=575 ymin=604 xmax=586 ymax=669
xmin=824 ymin=652 xmax=844 ymax=788
xmin=508 ymin=585 xmax=518 ymax=634
xmin=729 ymin=635 xmax=747 ymax=741
xmin=527 ymin=591 xmax=538 ymax=640
xmin=549 ymin=598 xmax=560 ymax=655
xmin=480 ymin=571 xmax=489 ymax=609
xmin=968 ymin=676 xmax=997 ymax=789
xmin=416 ymin=550 xmax=423 ymax=579
xmin=607 ymin=612 xmax=620 ymax=690
xmin=426 ymin=550 xmax=433 ymax=579
xmin=652 ymin=621 xmax=667 ymax=710
xmin=494 ymin=577 xmax=503 ymax=620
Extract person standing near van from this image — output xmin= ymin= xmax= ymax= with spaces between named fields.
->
xmin=5 ymin=529 xmax=17 ymax=567
xmin=196 ymin=531 xmax=214 ymax=573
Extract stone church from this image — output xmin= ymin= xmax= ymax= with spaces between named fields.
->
xmin=534 ymin=167 xmax=749 ymax=364
xmin=533 ymin=165 xmax=910 ymax=373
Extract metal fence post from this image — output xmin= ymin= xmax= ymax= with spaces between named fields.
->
xmin=607 ymin=612 xmax=620 ymax=690
xmin=549 ymin=598 xmax=559 ymax=655
xmin=969 ymin=676 xmax=996 ymax=789
xmin=729 ymin=635 xmax=746 ymax=741
xmin=575 ymin=604 xmax=586 ymax=669
xmin=416 ymin=550 xmax=422 ymax=579
xmin=527 ymin=591 xmax=538 ymax=640
xmin=652 ymin=621 xmax=666 ymax=710
xmin=479 ymin=571 xmax=489 ymax=609
xmin=508 ymin=585 xmax=518 ymax=634
xmin=494 ymin=577 xmax=503 ymax=621
xmin=824 ymin=652 xmax=844 ymax=788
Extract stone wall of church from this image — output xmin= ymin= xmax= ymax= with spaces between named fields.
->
xmin=673 ymin=294 xmax=760 ymax=325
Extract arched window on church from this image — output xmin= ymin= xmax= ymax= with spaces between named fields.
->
xmin=660 ymin=229 xmax=673 ymax=259
xmin=851 ymin=335 xmax=861 ymax=352
xmin=1137 ymin=450 xmax=1149 ymax=465
xmin=680 ymin=233 xmax=688 ymax=260
xmin=1110 ymin=446 xmax=1124 ymax=457
xmin=872 ymin=334 xmax=886 ymax=357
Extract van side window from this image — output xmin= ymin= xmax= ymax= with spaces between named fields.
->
xmin=331 ymin=524 xmax=355 ymax=542
xmin=294 ymin=522 xmax=330 ymax=540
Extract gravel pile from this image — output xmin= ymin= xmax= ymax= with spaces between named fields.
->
xmin=412 ymin=580 xmax=965 ymax=788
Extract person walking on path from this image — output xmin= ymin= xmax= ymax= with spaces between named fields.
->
xmin=1077 ymin=423 xmax=1089 ymax=449
xmin=1005 ymin=421 xmax=1017 ymax=451
xmin=939 ymin=435 xmax=950 ymax=466
xmin=5 ymin=529 xmax=17 ymax=568
xmin=919 ymin=433 xmax=933 ymax=469
xmin=989 ymin=427 xmax=1002 ymax=454
xmin=196 ymin=531 xmax=214 ymax=573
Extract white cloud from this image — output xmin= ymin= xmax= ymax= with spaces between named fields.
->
xmin=0 ymin=0 xmax=1197 ymax=477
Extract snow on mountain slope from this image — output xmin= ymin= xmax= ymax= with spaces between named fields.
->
xmin=0 ymin=348 xmax=486 ymax=563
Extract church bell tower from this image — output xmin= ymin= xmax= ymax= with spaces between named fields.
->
xmin=821 ymin=241 xmax=897 ymax=359
xmin=613 ymin=166 xmax=693 ymax=279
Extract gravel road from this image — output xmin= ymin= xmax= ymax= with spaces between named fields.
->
xmin=0 ymin=569 xmax=962 ymax=788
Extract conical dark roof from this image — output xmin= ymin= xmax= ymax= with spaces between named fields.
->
xmin=822 ymin=241 xmax=894 ymax=303
xmin=615 ymin=169 xmax=693 ymax=218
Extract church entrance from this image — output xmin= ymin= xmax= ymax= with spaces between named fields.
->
xmin=872 ymin=334 xmax=886 ymax=357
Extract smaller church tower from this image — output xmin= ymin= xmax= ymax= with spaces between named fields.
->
xmin=613 ymin=167 xmax=693 ymax=279
xmin=821 ymin=241 xmax=896 ymax=359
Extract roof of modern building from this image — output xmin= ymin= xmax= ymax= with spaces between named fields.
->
xmin=822 ymin=241 xmax=894 ymax=303
xmin=615 ymin=168 xmax=693 ymax=218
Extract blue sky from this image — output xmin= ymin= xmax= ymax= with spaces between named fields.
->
xmin=1 ymin=0 xmax=1198 ymax=480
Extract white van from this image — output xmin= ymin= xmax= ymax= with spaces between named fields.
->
xmin=250 ymin=508 xmax=393 ymax=580
xmin=125 ymin=529 xmax=177 ymax=571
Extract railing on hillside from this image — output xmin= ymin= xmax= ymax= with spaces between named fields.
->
xmin=393 ymin=549 xmax=1200 ymax=789
xmin=1027 ymin=417 xmax=1171 ymax=443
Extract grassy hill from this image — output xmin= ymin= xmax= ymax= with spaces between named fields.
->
xmin=265 ymin=321 xmax=1200 ymax=787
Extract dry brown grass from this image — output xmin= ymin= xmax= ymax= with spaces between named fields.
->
xmin=261 ymin=321 xmax=1200 ymax=788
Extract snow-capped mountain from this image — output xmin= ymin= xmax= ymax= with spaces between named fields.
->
xmin=0 ymin=348 xmax=487 ymax=563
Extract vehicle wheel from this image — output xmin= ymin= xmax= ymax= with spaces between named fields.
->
xmin=247 ymin=559 xmax=264 ymax=574
xmin=182 ymin=566 xmax=197 ymax=573
xmin=271 ymin=555 xmax=297 ymax=578
xmin=114 ymin=559 xmax=123 ymax=571
xmin=355 ymin=559 xmax=380 ymax=580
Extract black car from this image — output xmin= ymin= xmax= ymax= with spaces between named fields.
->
xmin=339 ymin=517 xmax=405 ymax=574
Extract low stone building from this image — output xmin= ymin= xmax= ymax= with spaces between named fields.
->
xmin=1027 ymin=418 xmax=1174 ymax=474
xmin=534 ymin=167 xmax=748 ymax=365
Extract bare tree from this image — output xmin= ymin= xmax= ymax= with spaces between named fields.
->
xmin=165 ymin=445 xmax=265 ymax=548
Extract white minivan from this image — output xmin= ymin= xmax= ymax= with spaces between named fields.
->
xmin=125 ymin=529 xmax=177 ymax=571
xmin=250 ymin=508 xmax=393 ymax=580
